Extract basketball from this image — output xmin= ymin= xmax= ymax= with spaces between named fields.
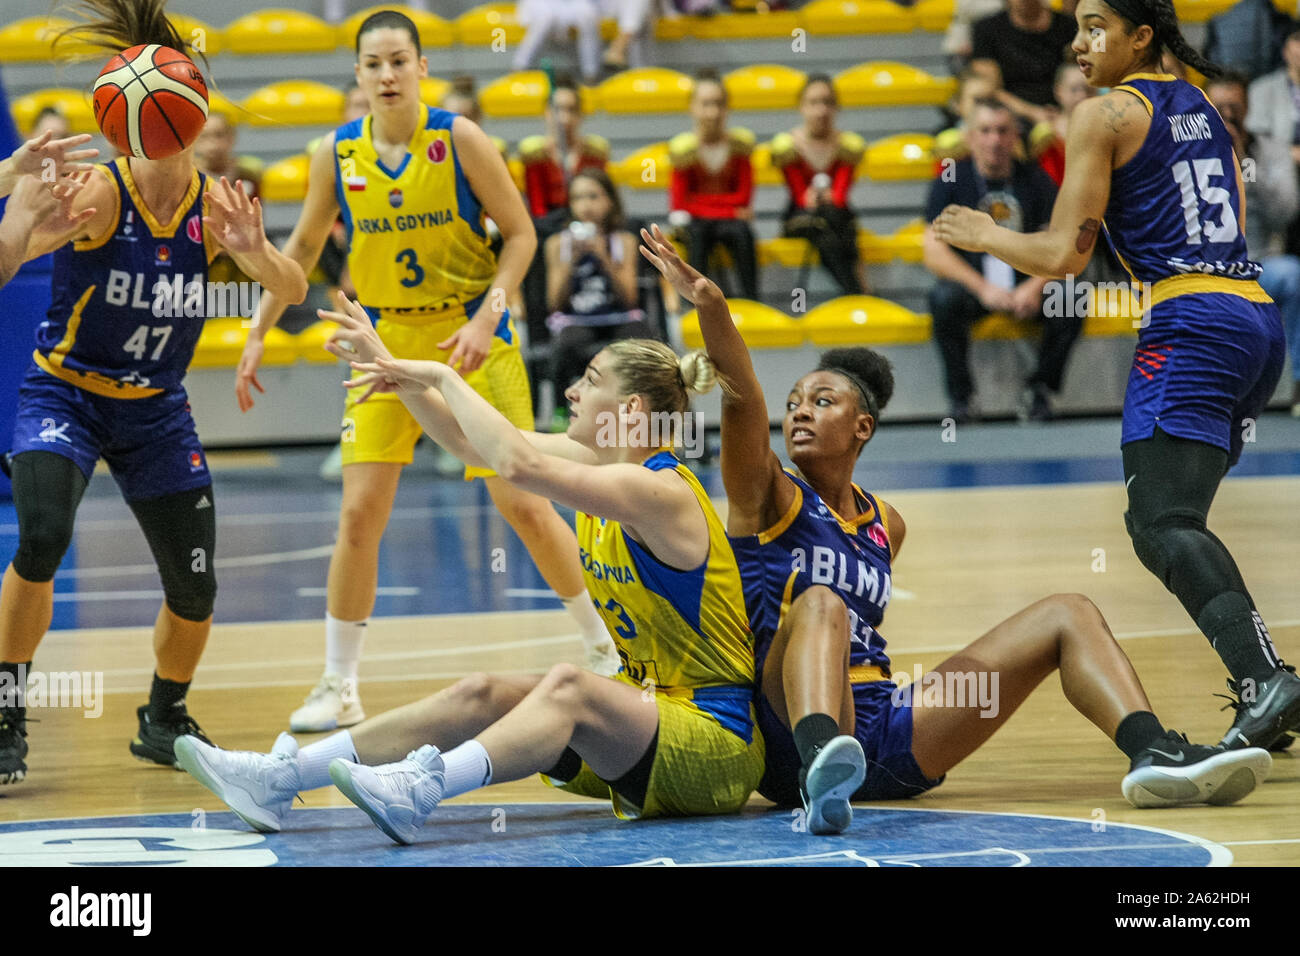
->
xmin=92 ymin=43 xmax=208 ymax=160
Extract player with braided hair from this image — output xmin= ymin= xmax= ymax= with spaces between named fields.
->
xmin=934 ymin=0 xmax=1300 ymax=753
xmin=640 ymin=223 xmax=1272 ymax=833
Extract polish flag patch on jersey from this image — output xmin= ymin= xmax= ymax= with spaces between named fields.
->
xmin=345 ymin=176 xmax=367 ymax=191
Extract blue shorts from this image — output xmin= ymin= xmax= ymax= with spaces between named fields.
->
xmin=755 ymin=674 xmax=944 ymax=807
xmin=10 ymin=366 xmax=211 ymax=501
xmin=1122 ymin=294 xmax=1285 ymax=466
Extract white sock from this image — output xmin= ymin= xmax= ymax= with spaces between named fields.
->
xmin=560 ymin=593 xmax=614 ymax=653
xmin=440 ymin=740 xmax=493 ymax=799
xmin=297 ymin=731 xmax=357 ymax=791
xmin=325 ymin=614 xmax=366 ymax=682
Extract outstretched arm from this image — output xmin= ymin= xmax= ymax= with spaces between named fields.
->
xmin=205 ymin=175 xmax=307 ymax=306
xmin=0 ymin=173 xmax=96 ymax=286
xmin=639 ymin=223 xmax=790 ymax=535
xmin=0 ymin=131 xmax=98 ymax=198
xmin=932 ymin=94 xmax=1118 ymax=278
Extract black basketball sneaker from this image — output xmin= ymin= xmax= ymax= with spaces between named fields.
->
xmin=130 ymin=702 xmax=213 ymax=767
xmin=1217 ymin=664 xmax=1300 ymax=751
xmin=1122 ymin=729 xmax=1271 ymax=808
xmin=0 ymin=706 xmax=28 ymax=784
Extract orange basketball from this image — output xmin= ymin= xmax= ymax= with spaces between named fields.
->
xmin=93 ymin=43 xmax=208 ymax=160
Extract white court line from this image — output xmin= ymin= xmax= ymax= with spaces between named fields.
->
xmin=54 ymin=590 xmax=164 ymax=602
xmin=505 ymin=588 xmax=562 ymax=598
xmin=55 ymin=544 xmax=338 ymax=579
xmin=296 ymin=586 xmax=419 ymax=597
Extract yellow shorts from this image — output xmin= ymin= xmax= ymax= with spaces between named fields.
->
xmin=340 ymin=308 xmax=534 ymax=480
xmin=544 ymin=675 xmax=765 ymax=819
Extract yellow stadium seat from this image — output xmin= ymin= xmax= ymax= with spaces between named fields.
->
xmin=801 ymin=0 xmax=914 ymax=35
xmin=508 ymin=157 xmax=526 ymax=193
xmin=339 ymin=6 xmax=454 ymax=49
xmin=260 ymin=154 xmax=310 ymax=202
xmin=1274 ymin=0 xmax=1299 ymax=17
xmin=863 ymin=133 xmax=935 ymax=181
xmin=610 ymin=142 xmax=672 ymax=190
xmin=680 ymin=300 xmax=802 ymax=349
xmin=0 ymin=16 xmax=99 ymax=62
xmin=224 ymin=9 xmax=336 ymax=55
xmin=835 ymin=62 xmax=956 ymax=108
xmin=653 ymin=17 xmax=691 ymax=41
xmin=751 ymin=141 xmax=785 ymax=186
xmin=455 ymin=3 xmax=525 ymax=45
xmin=724 ymin=64 xmax=806 ymax=111
xmin=294 ymin=322 xmax=344 ymax=365
xmin=912 ymin=0 xmax=957 ymax=31
xmin=971 ymin=312 xmax=1025 ymax=339
xmin=12 ymin=90 xmax=96 ymax=137
xmin=758 ymin=238 xmax=816 ymax=268
xmin=803 ymin=296 xmax=931 ymax=346
xmin=191 ymin=319 xmax=295 ymax=369
xmin=596 ymin=67 xmax=693 ymax=114
xmin=169 ymin=13 xmax=222 ymax=56
xmin=243 ymin=81 xmax=345 ymax=127
xmin=419 ymin=76 xmax=452 ymax=108
xmin=1173 ymin=0 xmax=1242 ymax=21
xmin=688 ymin=10 xmax=801 ymax=39
xmin=885 ymin=219 xmax=925 ymax=263
xmin=480 ymin=71 xmax=550 ymax=118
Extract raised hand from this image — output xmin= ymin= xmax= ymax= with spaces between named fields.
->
xmin=24 ymin=171 xmax=97 ymax=247
xmin=7 ymin=130 xmax=98 ymax=189
xmin=343 ymin=356 xmax=446 ymax=403
xmin=638 ymin=222 xmax=719 ymax=305
xmin=204 ymin=176 xmax=267 ymax=255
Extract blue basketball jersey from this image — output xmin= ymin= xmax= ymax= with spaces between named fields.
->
xmin=730 ymin=471 xmax=894 ymax=675
xmin=1103 ymin=74 xmax=1260 ymax=286
xmin=34 ymin=157 xmax=215 ymax=399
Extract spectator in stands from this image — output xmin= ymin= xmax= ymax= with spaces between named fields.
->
xmin=944 ymin=0 xmax=1006 ymax=73
xmin=971 ymin=0 xmax=1075 ymax=129
xmin=194 ymin=113 xmax=263 ymax=199
xmin=441 ymin=77 xmax=509 ymax=162
xmin=935 ymin=61 xmax=1006 ymax=164
xmin=515 ymin=0 xmax=603 ymax=85
xmin=518 ymin=75 xmax=610 ymax=338
xmin=545 ymin=169 xmax=653 ymax=429
xmin=669 ymin=71 xmax=758 ymax=301
xmin=1208 ymin=72 xmax=1300 ymax=416
xmin=601 ymin=0 xmax=662 ymax=71
xmin=1246 ymin=24 xmax=1300 ymax=256
xmin=1203 ymin=0 xmax=1291 ymax=82
xmin=771 ymin=74 xmax=868 ymax=295
xmin=924 ymin=98 xmax=1078 ymax=423
xmin=29 ymin=106 xmax=71 ymax=141
xmin=1028 ymin=60 xmax=1094 ymax=186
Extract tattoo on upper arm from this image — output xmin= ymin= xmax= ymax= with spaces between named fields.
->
xmin=1099 ymin=97 xmax=1133 ymax=133
xmin=1076 ymin=218 xmax=1101 ymax=254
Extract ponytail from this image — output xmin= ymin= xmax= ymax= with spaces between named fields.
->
xmin=1104 ymin=0 xmax=1222 ymax=78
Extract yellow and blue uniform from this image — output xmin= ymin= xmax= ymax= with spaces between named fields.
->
xmin=1105 ymin=74 xmax=1285 ymax=466
xmin=332 ymin=104 xmax=533 ymax=477
xmin=552 ymin=450 xmax=764 ymax=818
xmin=730 ymin=471 xmax=943 ymax=806
xmin=12 ymin=157 xmax=219 ymax=499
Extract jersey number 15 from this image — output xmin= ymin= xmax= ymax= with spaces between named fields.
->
xmin=1170 ymin=158 xmax=1238 ymax=246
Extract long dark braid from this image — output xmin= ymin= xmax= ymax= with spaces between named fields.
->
xmin=1147 ymin=0 xmax=1222 ymax=78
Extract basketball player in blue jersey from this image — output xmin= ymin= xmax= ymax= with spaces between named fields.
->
xmin=933 ymin=0 xmax=1300 ymax=752
xmin=0 ymin=0 xmax=308 ymax=786
xmin=640 ymin=223 xmax=1273 ymax=832
xmin=236 ymin=11 xmax=620 ymax=736
xmin=171 ymin=294 xmax=764 ymax=843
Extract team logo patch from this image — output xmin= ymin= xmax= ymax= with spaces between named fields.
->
xmin=186 ymin=214 xmax=203 ymax=243
xmin=867 ymin=522 xmax=889 ymax=550
xmin=428 ymin=139 xmax=447 ymax=164
xmin=155 ymin=244 xmax=171 ymax=265
xmin=189 ymin=451 xmax=204 ymax=471
xmin=388 ymin=188 xmax=404 ymax=209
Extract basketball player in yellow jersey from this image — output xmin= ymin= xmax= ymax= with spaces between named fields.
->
xmin=172 ymin=296 xmax=764 ymax=842
xmin=236 ymin=12 xmax=619 ymax=734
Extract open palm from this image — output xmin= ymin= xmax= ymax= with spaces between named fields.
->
xmin=204 ymin=176 xmax=265 ymax=254
xmin=638 ymin=222 xmax=718 ymax=305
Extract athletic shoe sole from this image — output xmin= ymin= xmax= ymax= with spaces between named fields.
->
xmin=130 ymin=738 xmax=184 ymax=769
xmin=0 ymin=768 xmax=25 ymax=785
xmin=289 ymin=706 xmax=365 ymax=735
xmin=329 ymin=760 xmax=419 ymax=846
xmin=804 ymin=736 xmax=867 ymax=835
xmin=1122 ymin=747 xmax=1272 ymax=809
xmin=174 ymin=737 xmax=284 ymax=833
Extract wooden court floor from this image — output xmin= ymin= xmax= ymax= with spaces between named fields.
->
xmin=5 ymin=477 xmax=1299 ymax=865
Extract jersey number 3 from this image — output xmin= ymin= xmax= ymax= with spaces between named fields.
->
xmin=1170 ymin=158 xmax=1238 ymax=245
xmin=395 ymin=248 xmax=424 ymax=288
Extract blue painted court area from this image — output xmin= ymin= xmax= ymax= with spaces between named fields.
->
xmin=0 ymin=805 xmax=1229 ymax=867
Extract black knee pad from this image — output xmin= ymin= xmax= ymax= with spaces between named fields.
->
xmin=129 ymin=486 xmax=218 ymax=622
xmin=1125 ymin=507 xmax=1208 ymax=586
xmin=10 ymin=452 xmax=87 ymax=583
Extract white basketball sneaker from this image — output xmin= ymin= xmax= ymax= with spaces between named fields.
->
xmin=174 ymin=732 xmax=302 ymax=832
xmin=289 ymin=674 xmax=365 ymax=733
xmin=800 ymin=735 xmax=867 ymax=835
xmin=329 ymin=745 xmax=446 ymax=845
